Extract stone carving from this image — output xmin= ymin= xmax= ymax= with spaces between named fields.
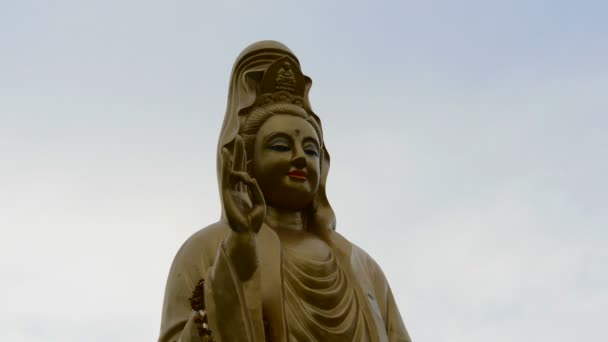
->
xmin=159 ymin=40 xmax=412 ymax=342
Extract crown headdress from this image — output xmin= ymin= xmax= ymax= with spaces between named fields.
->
xmin=256 ymin=56 xmax=306 ymax=108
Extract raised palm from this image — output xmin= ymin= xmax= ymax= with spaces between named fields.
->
xmin=221 ymin=136 xmax=266 ymax=234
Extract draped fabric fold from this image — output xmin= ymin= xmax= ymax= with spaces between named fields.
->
xmin=282 ymin=239 xmax=372 ymax=341
xmin=204 ymin=244 xmax=265 ymax=342
xmin=158 ymin=223 xmax=412 ymax=342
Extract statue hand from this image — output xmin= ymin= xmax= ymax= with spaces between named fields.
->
xmin=221 ymin=136 xmax=265 ymax=280
xmin=221 ymin=136 xmax=266 ymax=234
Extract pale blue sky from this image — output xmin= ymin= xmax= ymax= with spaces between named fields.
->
xmin=1 ymin=1 xmax=607 ymax=341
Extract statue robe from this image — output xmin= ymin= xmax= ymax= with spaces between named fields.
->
xmin=159 ymin=222 xmax=411 ymax=342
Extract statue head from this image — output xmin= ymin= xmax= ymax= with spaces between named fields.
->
xmin=217 ymin=41 xmax=335 ymax=233
xmin=241 ymin=103 xmax=322 ymax=210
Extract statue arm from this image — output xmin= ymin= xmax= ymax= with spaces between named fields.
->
xmin=203 ymin=239 xmax=265 ymax=342
xmin=159 ymin=224 xmax=265 ymax=342
xmin=348 ymin=242 xmax=413 ymax=342
xmin=369 ymin=259 xmax=413 ymax=342
xmin=357 ymin=248 xmax=412 ymax=342
xmin=383 ymin=284 xmax=412 ymax=342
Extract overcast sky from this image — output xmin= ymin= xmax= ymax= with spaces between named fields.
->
xmin=1 ymin=0 xmax=607 ymax=341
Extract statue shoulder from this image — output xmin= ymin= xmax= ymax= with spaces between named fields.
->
xmin=332 ymin=233 xmax=391 ymax=296
xmin=328 ymin=231 xmax=384 ymax=273
xmin=349 ymin=240 xmax=386 ymax=278
xmin=171 ymin=221 xmax=231 ymax=270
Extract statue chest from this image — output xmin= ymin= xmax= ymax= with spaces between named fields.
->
xmin=276 ymin=230 xmax=334 ymax=271
xmin=271 ymin=230 xmax=372 ymax=342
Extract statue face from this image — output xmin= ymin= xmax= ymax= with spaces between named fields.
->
xmin=252 ymin=114 xmax=321 ymax=210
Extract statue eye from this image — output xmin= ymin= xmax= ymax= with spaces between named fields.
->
xmin=305 ymin=149 xmax=319 ymax=157
xmin=269 ymin=145 xmax=290 ymax=152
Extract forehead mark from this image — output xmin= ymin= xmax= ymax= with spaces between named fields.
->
xmin=295 ymin=129 xmax=301 ymax=136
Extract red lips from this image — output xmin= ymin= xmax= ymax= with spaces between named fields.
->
xmin=287 ymin=170 xmax=307 ymax=180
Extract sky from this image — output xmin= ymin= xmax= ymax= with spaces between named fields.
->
xmin=1 ymin=0 xmax=607 ymax=341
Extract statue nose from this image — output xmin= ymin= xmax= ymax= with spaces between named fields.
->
xmin=292 ymin=149 xmax=307 ymax=169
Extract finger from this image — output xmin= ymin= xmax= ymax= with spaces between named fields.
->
xmin=238 ymin=139 xmax=248 ymax=192
xmin=221 ymin=147 xmax=233 ymax=189
xmin=222 ymin=189 xmax=249 ymax=232
xmin=248 ymin=179 xmax=266 ymax=233
xmin=232 ymin=137 xmax=247 ymax=192
xmin=233 ymin=136 xmax=246 ymax=172
xmin=230 ymin=171 xmax=254 ymax=185
xmin=249 ymin=178 xmax=265 ymax=207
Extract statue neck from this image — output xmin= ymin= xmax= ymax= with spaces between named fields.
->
xmin=265 ymin=206 xmax=306 ymax=232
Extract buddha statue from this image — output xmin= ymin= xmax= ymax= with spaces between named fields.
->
xmin=159 ymin=41 xmax=412 ymax=342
